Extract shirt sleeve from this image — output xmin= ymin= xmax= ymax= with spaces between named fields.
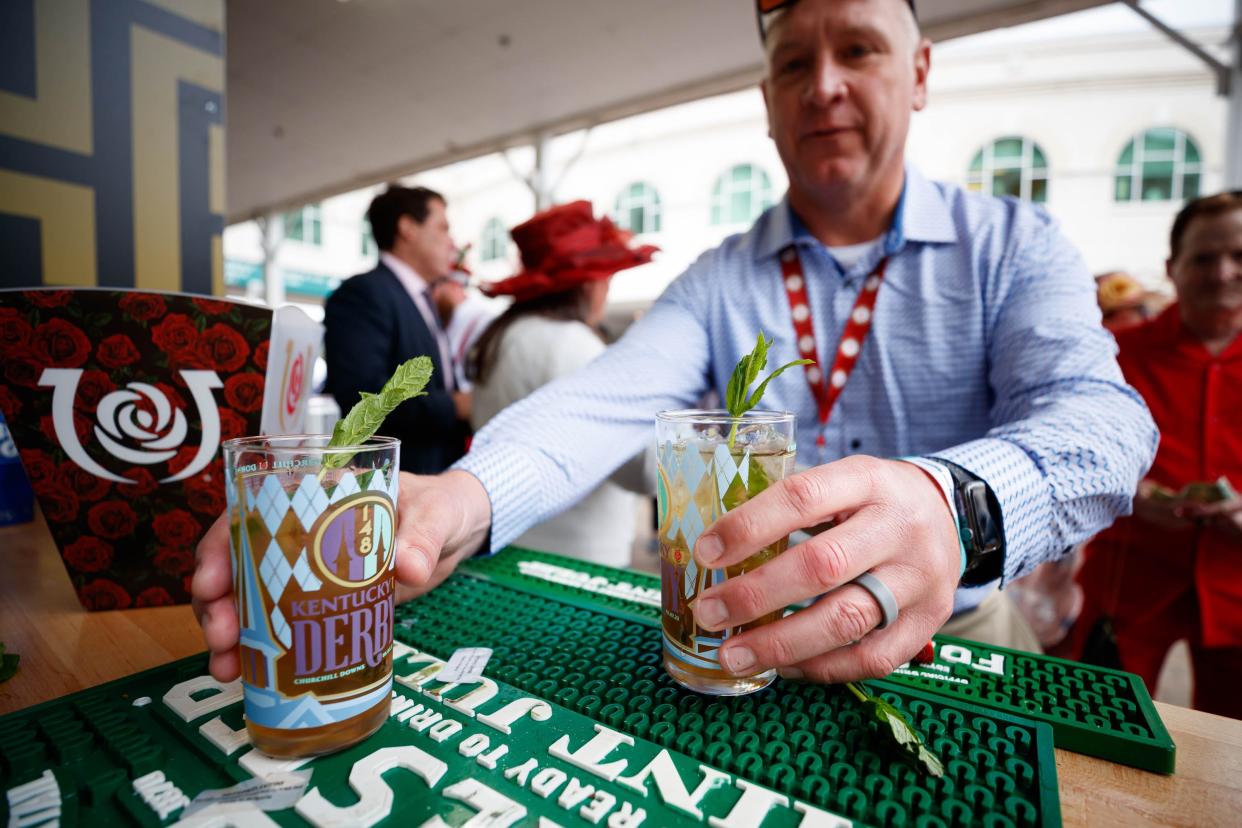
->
xmin=453 ymin=266 xmax=716 ymax=551
xmin=927 ymin=206 xmax=1158 ymax=584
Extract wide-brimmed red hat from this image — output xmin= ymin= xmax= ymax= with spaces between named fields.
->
xmin=482 ymin=201 xmax=658 ymax=303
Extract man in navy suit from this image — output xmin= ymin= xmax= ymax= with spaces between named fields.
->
xmin=324 ymin=185 xmax=472 ymax=474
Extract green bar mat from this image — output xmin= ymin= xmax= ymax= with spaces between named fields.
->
xmin=0 ymin=565 xmax=1061 ymax=827
xmin=462 ymin=547 xmax=1175 ymax=774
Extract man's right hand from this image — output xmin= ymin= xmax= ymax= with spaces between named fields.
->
xmin=453 ymin=391 xmax=472 ymax=421
xmin=1131 ymin=478 xmax=1192 ymax=531
xmin=191 ymin=469 xmax=492 ymax=683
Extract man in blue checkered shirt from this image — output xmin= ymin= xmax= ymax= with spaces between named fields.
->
xmin=195 ymin=0 xmax=1156 ymax=684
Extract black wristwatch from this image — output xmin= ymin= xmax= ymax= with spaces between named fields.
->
xmin=928 ymin=458 xmax=1005 ymax=586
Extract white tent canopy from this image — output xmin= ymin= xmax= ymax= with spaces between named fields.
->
xmin=226 ymin=0 xmax=1138 ymax=222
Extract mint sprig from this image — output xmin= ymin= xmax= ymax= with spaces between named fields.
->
xmin=324 ymin=356 xmax=434 ymax=469
xmin=846 ymin=681 xmax=944 ymax=777
xmin=724 ymin=332 xmax=813 ymax=449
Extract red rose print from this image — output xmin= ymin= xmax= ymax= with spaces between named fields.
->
xmin=223 ymin=372 xmax=265 ymax=413
xmin=192 ymin=297 xmax=235 ymax=315
xmin=58 ymin=464 xmax=112 ymax=502
xmin=136 ymin=586 xmax=176 ymax=607
xmin=186 ymin=478 xmax=226 ymax=516
xmin=118 ymin=466 xmax=159 ymax=497
xmin=0 ymin=307 xmax=32 ymax=355
xmin=218 ymin=409 xmax=248 ymax=441
xmin=154 ymin=547 xmax=196 ymax=577
xmin=63 ymin=536 xmax=115 ymax=573
xmin=118 ymin=293 xmax=168 ymax=322
xmin=3 ymin=345 xmax=44 ymax=388
xmin=87 ymin=500 xmax=139 ymax=540
xmin=24 ymin=290 xmax=71 ymax=308
xmin=165 ymin=446 xmax=199 ymax=477
xmin=151 ymin=314 xmax=200 ymax=359
xmin=77 ymin=578 xmax=132 ymax=610
xmin=153 ymin=508 xmax=201 ymax=548
xmin=253 ymin=339 xmax=269 ymax=371
xmin=31 ymin=318 xmax=91 ymax=368
xmin=197 ymin=323 xmax=250 ymax=372
xmin=74 ymin=370 xmax=116 ymax=410
xmin=168 ymin=348 xmax=211 ymax=384
xmin=0 ymin=384 xmax=21 ymax=419
xmin=41 ymin=488 xmax=80 ymax=523
xmin=153 ymin=382 xmax=187 ymax=412
xmin=18 ymin=449 xmax=57 ymax=493
xmin=96 ymin=334 xmax=141 ymax=369
xmin=41 ymin=412 xmax=92 ymax=446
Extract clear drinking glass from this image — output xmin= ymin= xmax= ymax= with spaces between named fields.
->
xmin=222 ymin=434 xmax=400 ymax=757
xmin=656 ymin=409 xmax=796 ymax=695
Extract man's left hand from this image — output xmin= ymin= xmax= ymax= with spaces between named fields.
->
xmin=1181 ymin=496 xmax=1242 ymax=541
xmin=689 ymin=455 xmax=961 ymax=684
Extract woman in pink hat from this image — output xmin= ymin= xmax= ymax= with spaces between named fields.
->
xmin=469 ymin=201 xmax=658 ymax=566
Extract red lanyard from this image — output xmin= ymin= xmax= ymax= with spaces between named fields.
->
xmin=779 ymin=244 xmax=888 ymax=453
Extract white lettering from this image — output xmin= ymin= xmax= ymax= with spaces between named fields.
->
xmin=5 ymin=769 xmax=60 ymax=828
xmin=442 ymin=677 xmax=501 ymax=718
xmin=579 ymin=790 xmax=617 ymax=825
xmin=477 ymin=698 xmax=552 ymax=736
xmin=548 ymin=725 xmax=634 ymax=782
xmin=170 ymin=801 xmax=281 ymax=826
xmin=133 ymin=770 xmax=191 ymax=820
xmin=530 ymin=768 xmax=568 ymax=798
xmin=458 ymin=734 xmax=490 ymax=758
xmin=239 ymin=750 xmax=311 ymax=780
xmin=607 ymin=801 xmax=647 ymax=828
xmin=405 ymin=708 xmax=443 ymax=732
xmin=296 ymin=746 xmax=446 ymax=828
xmin=427 ymin=720 xmax=463 ymax=743
xmin=503 ymin=758 xmax=539 ymax=787
xmin=476 ymin=744 xmax=509 ymax=770
xmin=707 ymin=779 xmax=788 ymax=828
xmin=615 ymin=751 xmax=729 ymax=819
xmin=199 ymin=717 xmax=250 ymax=756
xmin=793 ymin=801 xmax=853 ymax=828
xmin=973 ymin=653 xmax=1006 ymax=676
xmin=163 ymin=676 xmax=243 ymax=723
xmin=419 ymin=779 xmax=525 ymax=828
xmin=556 ymin=777 xmax=596 ymax=810
xmin=939 ymin=645 xmax=971 ymax=666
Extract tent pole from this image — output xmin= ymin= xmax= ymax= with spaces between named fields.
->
xmin=1226 ymin=0 xmax=1242 ymax=188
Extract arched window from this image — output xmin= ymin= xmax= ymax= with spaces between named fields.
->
xmin=967 ymin=137 xmax=1048 ymax=203
xmin=1115 ymin=128 xmax=1202 ymax=202
xmin=613 ymin=182 xmax=662 ymax=234
xmin=283 ymin=203 xmax=323 ymax=245
xmin=711 ymin=164 xmax=774 ymax=226
xmin=480 ymin=217 xmax=508 ymax=262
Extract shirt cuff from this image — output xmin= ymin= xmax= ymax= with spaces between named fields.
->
xmin=929 ymin=438 xmax=1053 ymax=586
xmin=900 ymin=456 xmax=966 ymax=576
xmin=451 ymin=443 xmax=547 ymax=555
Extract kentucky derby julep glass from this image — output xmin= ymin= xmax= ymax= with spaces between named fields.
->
xmin=656 ymin=410 xmax=796 ymax=695
xmin=223 ymin=435 xmax=399 ymax=757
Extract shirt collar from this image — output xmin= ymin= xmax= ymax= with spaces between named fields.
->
xmin=754 ymin=164 xmax=959 ymax=262
xmin=381 ymin=251 xmax=431 ymax=294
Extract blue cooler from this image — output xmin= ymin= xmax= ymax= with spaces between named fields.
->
xmin=0 ymin=412 xmax=34 ymax=526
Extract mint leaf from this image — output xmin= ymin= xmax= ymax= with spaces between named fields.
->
xmin=324 ymin=356 xmax=434 ymax=469
xmin=849 ymin=681 xmax=944 ymax=777
xmin=724 ymin=332 xmax=813 ymax=448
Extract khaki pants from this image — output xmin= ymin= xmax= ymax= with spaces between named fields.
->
xmin=939 ymin=591 xmax=1042 ymax=653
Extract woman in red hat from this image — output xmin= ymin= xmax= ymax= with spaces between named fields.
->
xmin=468 ymin=201 xmax=658 ymax=566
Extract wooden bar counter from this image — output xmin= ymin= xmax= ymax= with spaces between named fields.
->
xmin=2 ymin=512 xmax=1240 ymax=826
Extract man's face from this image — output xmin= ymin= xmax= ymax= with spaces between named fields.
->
xmin=400 ymin=198 xmax=456 ymax=280
xmin=761 ymin=0 xmax=928 ymax=206
xmin=1168 ymin=207 xmax=1242 ymax=338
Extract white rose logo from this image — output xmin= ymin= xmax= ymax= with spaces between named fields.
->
xmin=40 ymin=368 xmax=224 ymax=484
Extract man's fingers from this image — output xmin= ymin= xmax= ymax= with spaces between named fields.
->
xmin=713 ymin=581 xmax=890 ymax=675
xmin=694 ymin=456 xmax=881 ymax=569
xmin=394 ymin=478 xmax=451 ymax=586
xmin=201 ymin=594 xmax=240 ymax=655
xmin=692 ymin=516 xmax=885 ymax=631
xmin=781 ymin=611 xmax=934 ymax=684
xmin=208 ymin=648 xmax=241 ymax=684
xmin=192 ymin=512 xmax=232 ymax=604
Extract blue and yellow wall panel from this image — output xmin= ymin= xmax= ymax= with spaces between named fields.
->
xmin=0 ymin=0 xmax=225 ymax=296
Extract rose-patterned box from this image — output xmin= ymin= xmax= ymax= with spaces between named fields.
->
xmin=0 ymin=289 xmax=272 ymax=610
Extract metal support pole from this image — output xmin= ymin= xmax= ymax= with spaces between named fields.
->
xmin=259 ymin=211 xmax=285 ymax=308
xmin=532 ymin=131 xmax=553 ymax=211
xmin=1226 ymin=0 xmax=1242 ymax=188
